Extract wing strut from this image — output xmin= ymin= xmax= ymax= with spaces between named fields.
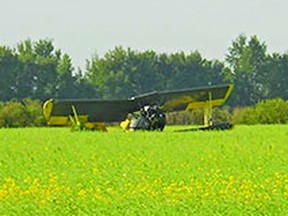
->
xmin=203 ymin=91 xmax=213 ymax=127
xmin=69 ymin=105 xmax=108 ymax=132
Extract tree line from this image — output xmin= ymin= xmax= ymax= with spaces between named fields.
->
xmin=0 ymin=34 xmax=288 ymax=107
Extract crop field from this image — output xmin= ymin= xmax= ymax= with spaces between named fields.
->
xmin=1 ymin=125 xmax=288 ymax=215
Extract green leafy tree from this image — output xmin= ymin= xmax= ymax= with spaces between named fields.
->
xmin=262 ymin=53 xmax=288 ymax=100
xmin=0 ymin=46 xmax=20 ymax=101
xmin=15 ymin=39 xmax=59 ymax=100
xmin=157 ymin=53 xmax=175 ymax=90
xmin=86 ymin=47 xmax=159 ymax=99
xmin=16 ymin=39 xmax=39 ymax=99
xmin=126 ymin=49 xmax=161 ymax=95
xmin=225 ymin=35 xmax=268 ymax=106
xmin=56 ymin=53 xmax=78 ymax=98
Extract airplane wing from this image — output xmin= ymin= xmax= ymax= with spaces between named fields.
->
xmin=43 ymin=84 xmax=233 ymax=126
xmin=132 ymin=84 xmax=234 ymax=112
xmin=43 ymin=99 xmax=140 ymax=126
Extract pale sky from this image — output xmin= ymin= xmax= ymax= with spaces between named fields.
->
xmin=1 ymin=0 xmax=288 ymax=69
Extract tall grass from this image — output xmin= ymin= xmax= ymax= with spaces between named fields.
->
xmin=1 ymin=125 xmax=288 ymax=215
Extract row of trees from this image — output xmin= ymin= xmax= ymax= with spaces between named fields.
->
xmin=1 ymin=35 xmax=288 ymax=107
xmin=0 ymin=39 xmax=96 ymax=101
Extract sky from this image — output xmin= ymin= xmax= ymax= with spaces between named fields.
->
xmin=1 ymin=0 xmax=288 ymax=69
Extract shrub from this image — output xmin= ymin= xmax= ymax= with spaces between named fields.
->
xmin=0 ymin=98 xmax=45 ymax=128
xmin=232 ymin=98 xmax=288 ymax=125
xmin=212 ymin=107 xmax=232 ymax=124
xmin=166 ymin=108 xmax=232 ymax=126
xmin=0 ymin=102 xmax=4 ymax=127
xmin=255 ymin=98 xmax=288 ymax=124
xmin=23 ymin=98 xmax=45 ymax=126
xmin=0 ymin=100 xmax=29 ymax=127
xmin=166 ymin=109 xmax=203 ymax=125
xmin=232 ymin=107 xmax=258 ymax=125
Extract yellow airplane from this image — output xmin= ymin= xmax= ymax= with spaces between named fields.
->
xmin=43 ymin=84 xmax=234 ymax=131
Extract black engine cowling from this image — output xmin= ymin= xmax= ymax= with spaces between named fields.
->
xmin=130 ymin=106 xmax=166 ymax=131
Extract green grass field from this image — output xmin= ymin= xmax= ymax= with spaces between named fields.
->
xmin=1 ymin=125 xmax=288 ymax=215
